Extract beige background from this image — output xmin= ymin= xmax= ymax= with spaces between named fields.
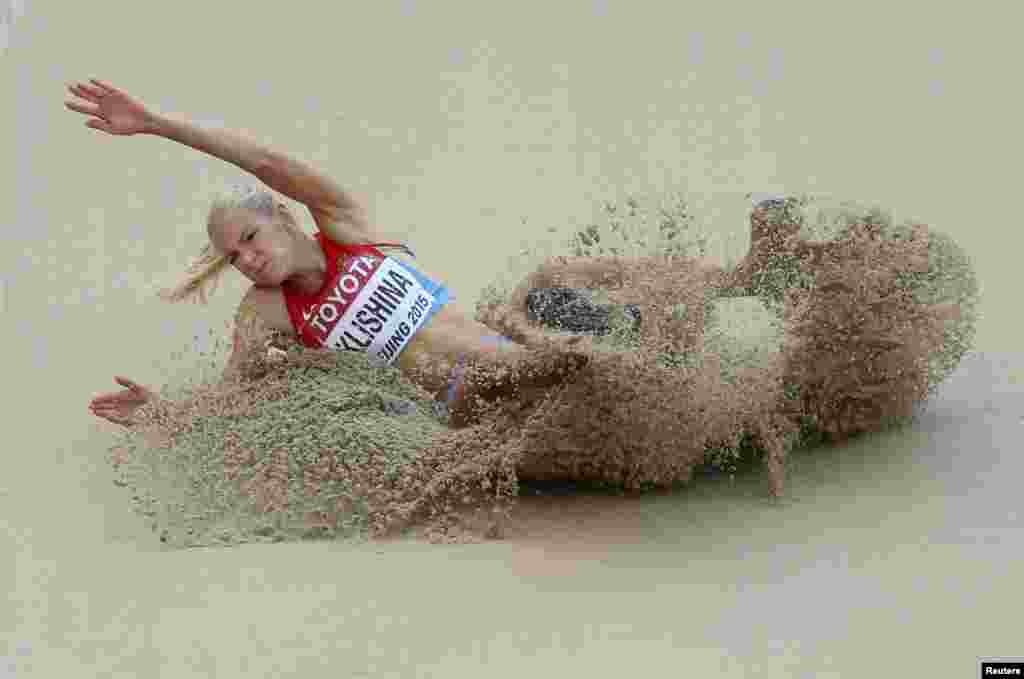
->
xmin=4 ymin=1 xmax=1022 ymax=677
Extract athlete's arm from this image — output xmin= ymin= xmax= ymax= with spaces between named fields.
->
xmin=65 ymin=79 xmax=376 ymax=245
xmin=222 ymin=288 xmax=289 ymax=383
xmin=255 ymin=151 xmax=378 ymax=245
xmin=64 ymin=79 xmax=284 ymax=200
xmin=144 ymin=111 xmax=273 ymax=187
xmin=150 ymin=112 xmax=377 ymax=244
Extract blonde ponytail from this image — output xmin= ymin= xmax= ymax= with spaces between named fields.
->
xmin=157 ymin=242 xmax=232 ymax=305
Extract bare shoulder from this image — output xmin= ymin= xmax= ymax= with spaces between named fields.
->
xmin=238 ymin=285 xmax=295 ymax=335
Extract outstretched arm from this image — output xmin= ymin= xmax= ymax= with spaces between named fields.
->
xmin=65 ymin=78 xmax=375 ymax=243
xmin=147 ymin=112 xmax=374 ymax=241
xmin=89 ymin=290 xmax=284 ymax=429
xmin=145 ymin=113 xmax=274 ymax=187
xmin=66 ymin=80 xmax=275 ymax=184
xmin=147 ymin=111 xmax=372 ymax=236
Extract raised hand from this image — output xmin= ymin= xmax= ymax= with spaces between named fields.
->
xmin=64 ymin=79 xmax=154 ymax=136
xmin=89 ymin=376 xmax=156 ymax=427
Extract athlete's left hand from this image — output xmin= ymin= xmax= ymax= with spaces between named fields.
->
xmin=89 ymin=376 xmax=156 ymax=427
xmin=65 ymin=79 xmax=155 ymax=136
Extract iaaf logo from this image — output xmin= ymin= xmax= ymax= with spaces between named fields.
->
xmin=1 ymin=0 xmax=26 ymax=53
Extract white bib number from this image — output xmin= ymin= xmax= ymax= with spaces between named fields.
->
xmin=322 ymin=258 xmax=435 ymax=366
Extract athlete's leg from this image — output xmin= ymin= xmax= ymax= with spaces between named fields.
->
xmin=444 ymin=336 xmax=589 ymax=428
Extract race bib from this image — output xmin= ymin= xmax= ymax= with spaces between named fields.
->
xmin=300 ymin=255 xmax=436 ymax=366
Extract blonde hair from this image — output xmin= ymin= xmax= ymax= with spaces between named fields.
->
xmin=158 ymin=183 xmax=290 ymax=305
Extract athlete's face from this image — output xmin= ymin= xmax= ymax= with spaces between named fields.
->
xmin=210 ymin=209 xmax=296 ymax=286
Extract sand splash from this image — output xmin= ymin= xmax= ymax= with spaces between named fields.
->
xmin=107 ymin=193 xmax=979 ymax=547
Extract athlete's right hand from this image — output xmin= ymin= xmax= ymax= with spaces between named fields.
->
xmin=64 ymin=79 xmax=154 ymax=136
xmin=89 ymin=376 xmax=156 ymax=427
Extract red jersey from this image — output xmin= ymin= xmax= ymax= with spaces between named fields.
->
xmin=281 ymin=232 xmax=448 ymax=366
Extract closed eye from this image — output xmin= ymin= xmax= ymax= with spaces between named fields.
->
xmin=229 ymin=230 xmax=257 ymax=265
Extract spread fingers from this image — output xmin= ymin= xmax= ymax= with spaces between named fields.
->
xmin=68 ymin=82 xmax=105 ymax=101
xmin=65 ymin=99 xmax=101 ymax=117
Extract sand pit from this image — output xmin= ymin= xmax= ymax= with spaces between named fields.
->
xmin=106 ymin=194 xmax=979 ymax=546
